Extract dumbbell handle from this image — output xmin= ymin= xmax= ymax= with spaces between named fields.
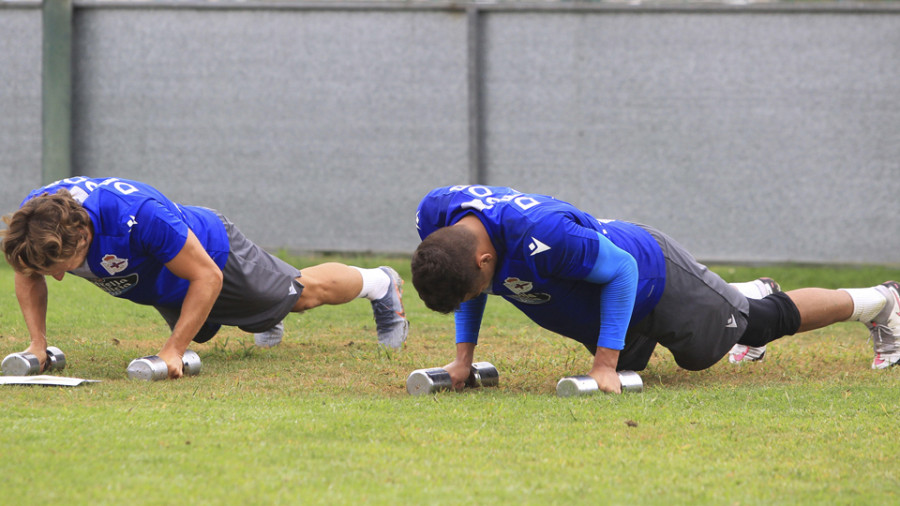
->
xmin=1 ymin=347 xmax=66 ymax=376
xmin=556 ymin=370 xmax=643 ymax=397
xmin=127 ymin=350 xmax=202 ymax=381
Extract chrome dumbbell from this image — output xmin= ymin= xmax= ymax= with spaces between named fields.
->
xmin=126 ymin=350 xmax=202 ymax=381
xmin=406 ymin=362 xmax=499 ymax=396
xmin=1 ymin=347 xmax=67 ymax=376
xmin=556 ymin=370 xmax=643 ymax=397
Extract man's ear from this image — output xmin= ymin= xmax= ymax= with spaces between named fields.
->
xmin=476 ymin=252 xmax=493 ymax=270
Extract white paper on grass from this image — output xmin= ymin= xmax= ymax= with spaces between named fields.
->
xmin=0 ymin=375 xmax=101 ymax=387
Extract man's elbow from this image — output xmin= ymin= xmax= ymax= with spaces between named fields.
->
xmin=204 ymin=267 xmax=224 ymax=294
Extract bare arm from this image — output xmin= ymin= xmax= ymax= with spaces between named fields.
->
xmin=14 ymin=271 xmax=50 ymax=367
xmin=157 ymin=230 xmax=223 ymax=378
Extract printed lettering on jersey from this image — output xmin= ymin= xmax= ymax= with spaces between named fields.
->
xmin=68 ymin=186 xmax=90 ymax=203
xmin=85 ymin=178 xmax=139 ymax=196
xmin=50 ymin=177 xmax=140 ymax=197
xmin=101 ymin=254 xmax=129 ymax=275
xmin=452 ymin=186 xmax=543 ymax=213
xmin=502 ymin=277 xmax=551 ymax=305
xmin=89 ymin=274 xmax=139 ymax=297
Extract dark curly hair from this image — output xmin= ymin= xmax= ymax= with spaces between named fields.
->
xmin=411 ymin=226 xmax=482 ymax=314
xmin=1 ymin=189 xmax=92 ymax=275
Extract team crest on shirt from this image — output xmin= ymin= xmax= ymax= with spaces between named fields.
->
xmin=503 ymin=277 xmax=551 ymax=305
xmin=504 ymin=277 xmax=533 ymax=294
xmin=101 ymin=254 xmax=129 ymax=275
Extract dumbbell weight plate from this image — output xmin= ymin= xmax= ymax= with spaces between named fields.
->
xmin=126 ymin=355 xmax=168 ymax=381
xmin=617 ymin=370 xmax=643 ymax=393
xmin=46 ymin=346 xmax=66 ymax=372
xmin=2 ymin=353 xmax=41 ymax=376
xmin=182 ymin=350 xmax=202 ymax=376
xmin=406 ymin=367 xmax=453 ymax=396
xmin=556 ymin=375 xmax=598 ymax=397
xmin=466 ymin=362 xmax=499 ymax=388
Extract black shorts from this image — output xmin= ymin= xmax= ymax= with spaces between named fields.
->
xmin=614 ymin=225 xmax=749 ymax=372
xmin=155 ymin=212 xmax=304 ymax=342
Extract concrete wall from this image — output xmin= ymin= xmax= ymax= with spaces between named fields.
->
xmin=2 ymin=2 xmax=898 ymax=264
xmin=480 ymin=9 xmax=900 ymax=263
xmin=0 ymin=4 xmax=43 ymax=210
xmin=70 ymin=6 xmax=468 ymax=254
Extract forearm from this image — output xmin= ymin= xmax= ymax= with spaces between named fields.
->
xmin=586 ymin=235 xmax=637 ymax=350
xmin=596 ymin=273 xmax=636 ymax=349
xmin=14 ymin=272 xmax=49 ymax=350
xmin=590 ymin=346 xmax=620 ymax=374
xmin=161 ymin=277 xmax=221 ymax=356
xmin=448 ymin=296 xmax=484 ymax=389
xmin=454 ymin=341 xmax=476 ymax=367
xmin=159 ymin=229 xmax=224 ymax=357
xmin=455 ymin=293 xmax=487 ymax=344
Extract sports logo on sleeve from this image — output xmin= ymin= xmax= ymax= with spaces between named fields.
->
xmin=527 ymin=237 xmax=551 ymax=256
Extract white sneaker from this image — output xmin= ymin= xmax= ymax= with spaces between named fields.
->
xmin=728 ymin=343 xmax=767 ymax=364
xmin=868 ymin=281 xmax=900 ymax=370
xmin=731 ymin=277 xmax=781 ymax=300
xmin=371 ymin=266 xmax=409 ymax=349
xmin=727 ymin=277 xmax=781 ymax=364
xmin=254 ymin=321 xmax=284 ymax=348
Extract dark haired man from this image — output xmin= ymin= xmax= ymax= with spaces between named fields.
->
xmin=412 ymin=185 xmax=898 ymax=393
xmin=1 ymin=177 xmax=408 ymax=378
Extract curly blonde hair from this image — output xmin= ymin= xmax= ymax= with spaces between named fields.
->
xmin=1 ymin=189 xmax=93 ymax=275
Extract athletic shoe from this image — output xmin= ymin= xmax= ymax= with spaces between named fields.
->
xmin=371 ymin=266 xmax=409 ymax=349
xmin=868 ymin=281 xmax=900 ymax=370
xmin=728 ymin=344 xmax=767 ymax=364
xmin=731 ymin=277 xmax=781 ymax=300
xmin=728 ymin=277 xmax=782 ymax=364
xmin=254 ymin=321 xmax=284 ymax=348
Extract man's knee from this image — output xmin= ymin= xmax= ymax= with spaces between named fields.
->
xmin=738 ymin=292 xmax=802 ymax=347
xmin=672 ymin=353 xmax=719 ymax=371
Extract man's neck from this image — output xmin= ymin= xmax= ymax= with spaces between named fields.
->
xmin=456 ymin=215 xmax=496 ymax=258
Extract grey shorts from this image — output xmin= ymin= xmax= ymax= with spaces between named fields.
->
xmin=155 ymin=212 xmax=304 ymax=341
xmin=617 ymin=225 xmax=750 ymax=372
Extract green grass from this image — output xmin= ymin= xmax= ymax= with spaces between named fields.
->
xmin=1 ymin=257 xmax=899 ymax=504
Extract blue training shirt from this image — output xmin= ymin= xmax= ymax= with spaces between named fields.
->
xmin=22 ymin=177 xmax=229 ymax=308
xmin=416 ymin=185 xmax=666 ymax=348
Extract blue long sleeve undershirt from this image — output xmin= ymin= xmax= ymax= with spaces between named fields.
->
xmin=454 ymin=292 xmax=487 ymax=344
xmin=454 ymin=232 xmax=638 ymax=349
xmin=584 ymin=231 xmax=638 ymax=350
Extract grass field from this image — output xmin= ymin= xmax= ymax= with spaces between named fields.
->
xmin=1 ymin=257 xmax=899 ymax=504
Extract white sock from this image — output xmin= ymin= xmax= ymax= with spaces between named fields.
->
xmin=353 ymin=267 xmax=390 ymax=301
xmin=840 ymin=287 xmax=887 ymax=323
xmin=730 ymin=280 xmax=766 ymax=299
